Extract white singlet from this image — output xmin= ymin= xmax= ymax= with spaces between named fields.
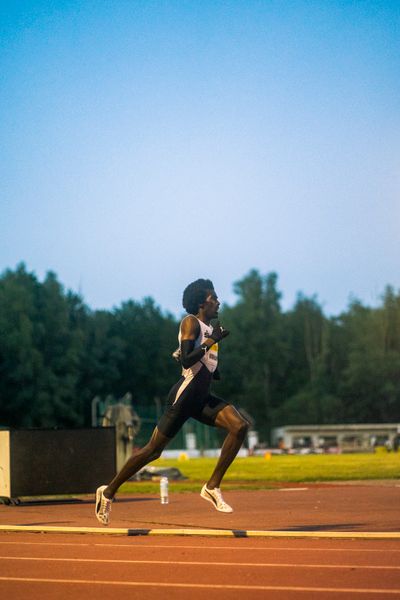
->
xmin=178 ymin=316 xmax=219 ymax=377
xmin=170 ymin=317 xmax=221 ymax=406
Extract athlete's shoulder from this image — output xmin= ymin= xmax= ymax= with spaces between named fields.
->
xmin=180 ymin=314 xmax=201 ymax=338
xmin=180 ymin=314 xmax=200 ymax=329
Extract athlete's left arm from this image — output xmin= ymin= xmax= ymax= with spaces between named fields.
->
xmin=179 ymin=317 xmax=230 ymax=369
xmin=179 ymin=315 xmax=212 ymax=369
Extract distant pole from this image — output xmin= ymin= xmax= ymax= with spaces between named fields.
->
xmin=91 ymin=396 xmax=101 ymax=427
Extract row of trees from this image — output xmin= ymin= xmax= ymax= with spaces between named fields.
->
xmin=219 ymin=270 xmax=400 ymax=439
xmin=1 ymin=264 xmax=399 ymax=441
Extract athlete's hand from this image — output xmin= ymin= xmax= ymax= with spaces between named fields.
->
xmin=209 ymin=320 xmax=230 ymax=343
xmin=172 ymin=347 xmax=181 ymax=362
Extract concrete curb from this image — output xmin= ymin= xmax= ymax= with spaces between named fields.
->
xmin=1 ymin=524 xmax=400 ymax=539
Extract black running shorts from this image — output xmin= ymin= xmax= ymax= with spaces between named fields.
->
xmin=157 ymin=365 xmax=228 ymax=439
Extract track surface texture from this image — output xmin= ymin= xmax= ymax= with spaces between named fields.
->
xmin=1 ymin=482 xmax=400 ymax=598
xmin=1 ymin=533 xmax=400 ymax=599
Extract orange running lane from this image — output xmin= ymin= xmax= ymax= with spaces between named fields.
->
xmin=1 ymin=533 xmax=400 ymax=599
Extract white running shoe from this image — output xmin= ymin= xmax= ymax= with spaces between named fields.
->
xmin=95 ymin=485 xmax=113 ymax=525
xmin=200 ymin=484 xmax=233 ymax=513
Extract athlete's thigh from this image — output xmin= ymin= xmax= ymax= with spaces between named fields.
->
xmin=213 ymin=403 xmax=250 ymax=430
xmin=157 ymin=399 xmax=190 ymax=439
xmin=148 ymin=426 xmax=172 ymax=450
xmin=194 ymin=393 xmax=229 ymax=428
xmin=158 ymin=378 xmax=203 ymax=438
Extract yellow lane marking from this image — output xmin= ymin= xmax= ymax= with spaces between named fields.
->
xmin=0 ymin=525 xmax=399 ymax=539
xmin=0 ymin=525 xmax=128 ymax=535
xmin=0 ymin=576 xmax=399 ymax=595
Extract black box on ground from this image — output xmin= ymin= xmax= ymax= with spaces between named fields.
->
xmin=0 ymin=427 xmax=116 ymax=499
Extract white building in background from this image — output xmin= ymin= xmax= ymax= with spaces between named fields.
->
xmin=272 ymin=423 xmax=400 ymax=452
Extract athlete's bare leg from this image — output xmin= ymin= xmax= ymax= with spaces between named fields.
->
xmin=103 ymin=427 xmax=170 ymax=499
xmin=206 ymin=405 xmax=249 ymax=489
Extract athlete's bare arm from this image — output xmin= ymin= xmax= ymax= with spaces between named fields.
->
xmin=180 ymin=315 xmax=201 ymax=341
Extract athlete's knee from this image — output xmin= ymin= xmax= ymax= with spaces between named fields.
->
xmin=148 ymin=447 xmax=163 ymax=462
xmin=239 ymin=418 xmax=249 ymax=439
xmin=231 ymin=417 xmax=249 ymax=440
xmin=143 ymin=441 xmax=164 ymax=462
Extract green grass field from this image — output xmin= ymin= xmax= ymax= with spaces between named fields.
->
xmin=120 ymin=451 xmax=400 ymax=494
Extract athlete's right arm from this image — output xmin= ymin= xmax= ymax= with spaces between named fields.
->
xmin=179 ymin=316 xmax=214 ymax=369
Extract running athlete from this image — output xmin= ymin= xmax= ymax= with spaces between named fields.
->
xmin=95 ymin=279 xmax=249 ymax=525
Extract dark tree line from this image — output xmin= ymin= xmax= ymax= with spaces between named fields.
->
xmin=1 ymin=264 xmax=399 ymax=441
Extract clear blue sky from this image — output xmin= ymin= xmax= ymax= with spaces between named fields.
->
xmin=1 ymin=1 xmax=399 ymax=317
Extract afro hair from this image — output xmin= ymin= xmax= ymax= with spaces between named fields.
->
xmin=182 ymin=278 xmax=214 ymax=314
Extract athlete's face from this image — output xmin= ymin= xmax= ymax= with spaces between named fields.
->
xmin=203 ymin=289 xmax=220 ymax=319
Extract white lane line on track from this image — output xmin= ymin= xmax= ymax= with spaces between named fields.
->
xmin=1 ymin=556 xmax=399 ymax=570
xmin=0 ymin=541 xmax=91 ymax=546
xmin=1 ymin=576 xmax=400 ymax=595
xmin=1 ymin=540 xmax=400 ymax=552
xmin=93 ymin=543 xmax=400 ymax=553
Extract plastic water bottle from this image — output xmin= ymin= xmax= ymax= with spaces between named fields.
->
xmin=160 ymin=477 xmax=169 ymax=504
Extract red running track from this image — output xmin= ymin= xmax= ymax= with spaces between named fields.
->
xmin=1 ymin=533 xmax=400 ymax=599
